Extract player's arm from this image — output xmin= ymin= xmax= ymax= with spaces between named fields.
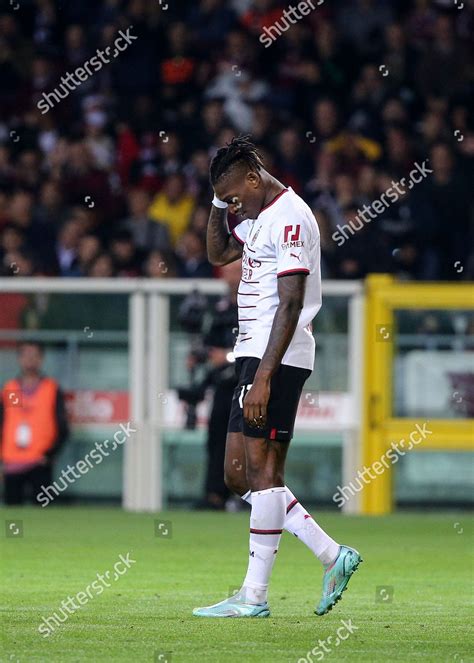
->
xmin=206 ymin=204 xmax=243 ymax=266
xmin=243 ymin=273 xmax=306 ymax=427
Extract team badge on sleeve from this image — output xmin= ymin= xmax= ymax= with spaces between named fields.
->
xmin=281 ymin=224 xmax=303 ymax=249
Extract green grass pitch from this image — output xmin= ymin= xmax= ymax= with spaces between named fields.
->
xmin=2 ymin=507 xmax=473 ymax=662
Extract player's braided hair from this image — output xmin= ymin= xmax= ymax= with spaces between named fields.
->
xmin=210 ymin=134 xmax=264 ymax=186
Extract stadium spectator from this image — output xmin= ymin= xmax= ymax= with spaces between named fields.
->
xmin=415 ymin=14 xmax=469 ymax=98
xmin=73 ymin=233 xmax=102 ymax=277
xmin=120 ymin=188 xmax=171 ymax=252
xmin=188 ymin=205 xmax=210 ymax=242
xmin=0 ymin=0 xmax=470 ymax=283
xmin=175 ymin=229 xmax=214 ymax=279
xmin=425 ymin=142 xmax=472 ymax=279
xmin=330 ymin=205 xmax=391 ymax=279
xmin=34 ymin=180 xmax=66 ymax=228
xmin=144 ymin=249 xmax=178 ymax=279
xmin=109 ymin=230 xmax=141 ymax=277
xmin=54 ymin=218 xmax=83 ymax=276
xmin=0 ymin=225 xmax=25 ymax=272
xmin=148 ymin=174 xmax=195 ymax=246
xmin=87 ymin=252 xmax=115 ymax=277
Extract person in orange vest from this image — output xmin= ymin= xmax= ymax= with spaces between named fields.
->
xmin=0 ymin=342 xmax=69 ymax=505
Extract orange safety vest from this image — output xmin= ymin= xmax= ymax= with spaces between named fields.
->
xmin=1 ymin=377 xmax=59 ymax=464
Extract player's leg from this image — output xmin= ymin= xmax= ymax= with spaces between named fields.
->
xmin=221 ymin=360 xmax=249 ymax=497
xmin=225 ymin=429 xmax=341 ymax=564
xmin=194 ymin=358 xmax=362 ymax=617
xmin=237 ymin=436 xmax=361 ymax=617
xmin=238 ymin=361 xmax=362 ymax=616
xmin=225 ymin=429 xmax=342 ymax=567
xmin=196 ymin=434 xmax=288 ymax=613
xmin=222 ymin=360 xmax=347 ymax=610
xmin=235 ymin=359 xmax=341 ymax=565
xmin=193 ymin=365 xmax=271 ymax=617
xmin=223 ymin=431 xmax=248 ymax=496
xmin=242 ymin=485 xmax=340 ymax=565
xmin=237 ymin=435 xmax=288 ymax=606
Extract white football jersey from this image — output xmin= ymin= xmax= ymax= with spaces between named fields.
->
xmin=231 ymin=186 xmax=321 ymax=370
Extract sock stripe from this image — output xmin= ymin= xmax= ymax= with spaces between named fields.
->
xmin=286 ymin=498 xmax=299 ymax=514
xmin=250 ymin=528 xmax=283 ymax=535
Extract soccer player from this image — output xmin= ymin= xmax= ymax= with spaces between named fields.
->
xmin=193 ymin=136 xmax=361 ymax=618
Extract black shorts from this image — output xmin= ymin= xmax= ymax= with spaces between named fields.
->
xmin=227 ymin=357 xmax=311 ymax=442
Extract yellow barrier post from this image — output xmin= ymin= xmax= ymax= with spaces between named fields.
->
xmin=361 ymin=275 xmax=474 ymax=515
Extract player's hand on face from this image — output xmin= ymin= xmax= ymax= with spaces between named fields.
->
xmin=229 ymin=196 xmax=242 ymax=216
xmin=243 ymin=378 xmax=270 ymax=429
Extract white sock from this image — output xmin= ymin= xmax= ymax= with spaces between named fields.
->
xmin=242 ymin=486 xmax=339 ymax=567
xmin=241 ymin=486 xmax=286 ymax=604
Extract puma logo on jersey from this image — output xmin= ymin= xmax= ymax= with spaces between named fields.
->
xmin=290 ymin=252 xmax=302 ymax=261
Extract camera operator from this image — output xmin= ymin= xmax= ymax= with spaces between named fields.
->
xmin=178 ymin=261 xmax=241 ymax=510
xmin=202 ymin=261 xmax=241 ymax=509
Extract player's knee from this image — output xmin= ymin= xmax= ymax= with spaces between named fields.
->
xmin=224 ymin=468 xmax=247 ymax=496
xmin=246 ymin=464 xmax=278 ymax=492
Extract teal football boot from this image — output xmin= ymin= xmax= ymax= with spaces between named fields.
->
xmin=193 ymin=590 xmax=270 ymax=618
xmin=315 ymin=545 xmax=362 ymax=616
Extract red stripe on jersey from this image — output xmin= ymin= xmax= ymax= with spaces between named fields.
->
xmin=286 ymin=498 xmax=298 ymax=514
xmin=231 ymin=228 xmax=244 ymax=245
xmin=277 ymin=268 xmax=310 ymax=277
xmin=259 ymin=188 xmax=289 ymax=214
xmin=238 ymin=318 xmax=257 ymax=321
xmin=238 ymin=291 xmax=259 ymax=295
xmin=238 ymin=304 xmax=256 ymax=308
xmin=239 ymin=337 xmax=252 ymax=341
xmin=241 ymin=280 xmax=260 ymax=284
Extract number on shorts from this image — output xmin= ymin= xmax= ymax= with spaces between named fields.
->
xmin=238 ymin=383 xmax=253 ymax=409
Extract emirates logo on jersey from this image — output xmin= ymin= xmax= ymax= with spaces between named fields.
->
xmin=281 ymin=224 xmax=304 ymax=250
xmin=242 ymin=250 xmax=262 ymax=268
xmin=242 ymin=250 xmax=261 ymax=280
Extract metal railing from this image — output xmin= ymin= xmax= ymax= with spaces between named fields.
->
xmin=0 ymin=278 xmax=364 ymax=512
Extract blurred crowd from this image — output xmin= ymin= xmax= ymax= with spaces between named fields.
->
xmin=0 ymin=0 xmax=473 ymax=282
